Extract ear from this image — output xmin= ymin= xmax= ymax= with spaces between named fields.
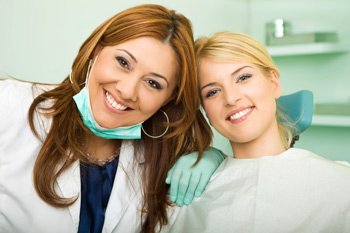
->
xmin=270 ymin=70 xmax=281 ymax=99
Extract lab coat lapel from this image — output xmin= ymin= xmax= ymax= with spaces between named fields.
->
xmin=56 ymin=160 xmax=81 ymax=231
xmin=103 ymin=140 xmax=143 ymax=232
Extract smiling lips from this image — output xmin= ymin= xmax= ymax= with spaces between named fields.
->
xmin=227 ymin=107 xmax=253 ymax=122
xmin=105 ymin=91 xmax=128 ymax=111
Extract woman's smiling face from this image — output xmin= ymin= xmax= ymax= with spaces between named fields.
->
xmin=199 ymin=58 xmax=281 ymax=145
xmin=87 ymin=36 xmax=178 ymax=129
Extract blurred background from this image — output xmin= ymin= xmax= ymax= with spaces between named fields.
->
xmin=1 ymin=0 xmax=349 ymax=161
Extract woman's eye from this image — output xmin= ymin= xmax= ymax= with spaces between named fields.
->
xmin=237 ymin=73 xmax=252 ymax=82
xmin=147 ymin=80 xmax=162 ymax=90
xmin=205 ymin=88 xmax=220 ymax=98
xmin=116 ymin=56 xmax=129 ymax=69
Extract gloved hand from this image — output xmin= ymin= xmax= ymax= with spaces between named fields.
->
xmin=165 ymin=147 xmax=224 ymax=206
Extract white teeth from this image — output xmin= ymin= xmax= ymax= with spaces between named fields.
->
xmin=105 ymin=91 xmax=127 ymax=111
xmin=229 ymin=108 xmax=251 ymax=120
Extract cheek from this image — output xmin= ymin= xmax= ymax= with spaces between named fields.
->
xmin=245 ymin=83 xmax=265 ymax=98
xmin=203 ymin=101 xmax=218 ymax=123
xmin=139 ymin=92 xmax=170 ymax=115
xmin=92 ymin=63 xmax=116 ymax=83
xmin=245 ymin=82 xmax=275 ymax=107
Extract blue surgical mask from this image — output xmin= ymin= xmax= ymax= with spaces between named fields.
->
xmin=72 ymin=57 xmax=142 ymax=140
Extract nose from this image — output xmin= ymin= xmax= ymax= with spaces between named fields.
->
xmin=115 ymin=77 xmax=138 ymax=102
xmin=223 ymin=86 xmax=241 ymax=106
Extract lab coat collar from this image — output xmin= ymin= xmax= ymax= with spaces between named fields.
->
xmin=103 ymin=140 xmax=143 ymax=232
xmin=56 ymin=140 xmax=143 ymax=233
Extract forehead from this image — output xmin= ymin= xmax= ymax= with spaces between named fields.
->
xmin=199 ymin=59 xmax=252 ymax=76
xmin=103 ymin=37 xmax=175 ymax=57
xmin=102 ymin=36 xmax=178 ymax=78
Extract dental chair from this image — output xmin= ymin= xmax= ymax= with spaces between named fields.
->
xmin=277 ymin=90 xmax=314 ymax=147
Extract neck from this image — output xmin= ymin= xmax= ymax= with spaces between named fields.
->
xmin=231 ymin=122 xmax=286 ymax=159
xmin=85 ymin=134 xmax=121 ymax=160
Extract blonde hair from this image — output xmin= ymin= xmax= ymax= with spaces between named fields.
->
xmin=195 ymin=31 xmax=294 ymax=148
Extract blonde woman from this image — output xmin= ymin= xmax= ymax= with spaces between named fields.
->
xmin=163 ymin=31 xmax=350 ymax=233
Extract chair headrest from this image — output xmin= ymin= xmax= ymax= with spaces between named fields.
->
xmin=277 ymin=90 xmax=314 ymax=136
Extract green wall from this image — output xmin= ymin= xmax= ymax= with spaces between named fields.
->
xmin=298 ymin=126 xmax=350 ymax=161
xmin=248 ymin=0 xmax=350 ymax=161
xmin=1 ymin=0 xmax=349 ymax=161
xmin=210 ymin=0 xmax=350 ymax=162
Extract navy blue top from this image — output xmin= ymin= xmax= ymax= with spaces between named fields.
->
xmin=78 ymin=158 xmax=119 ymax=233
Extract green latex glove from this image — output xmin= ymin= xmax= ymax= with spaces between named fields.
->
xmin=165 ymin=147 xmax=225 ymax=206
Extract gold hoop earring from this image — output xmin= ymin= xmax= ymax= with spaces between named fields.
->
xmin=141 ymin=110 xmax=169 ymax=139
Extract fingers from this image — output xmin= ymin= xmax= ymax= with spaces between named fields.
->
xmin=175 ymin=172 xmax=191 ymax=206
xmin=183 ymin=173 xmax=201 ymax=205
xmin=167 ymin=152 xmax=207 ymax=206
xmin=169 ymin=169 xmax=181 ymax=202
xmin=194 ymin=172 xmax=211 ymax=197
xmin=165 ymin=166 xmax=175 ymax=184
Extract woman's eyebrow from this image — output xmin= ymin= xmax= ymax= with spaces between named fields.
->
xmin=200 ymin=65 xmax=252 ymax=91
xmin=149 ymin=72 xmax=169 ymax=86
xmin=230 ymin=65 xmax=252 ymax=77
xmin=115 ymin=49 xmax=169 ymax=86
xmin=115 ymin=49 xmax=137 ymax=63
xmin=200 ymin=82 xmax=217 ymax=91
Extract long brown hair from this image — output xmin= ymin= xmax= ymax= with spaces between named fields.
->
xmin=29 ymin=4 xmax=212 ymax=233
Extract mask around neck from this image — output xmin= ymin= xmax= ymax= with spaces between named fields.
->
xmin=73 ymin=85 xmax=142 ymax=139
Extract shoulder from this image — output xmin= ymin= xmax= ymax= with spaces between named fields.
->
xmin=0 ymin=79 xmax=56 ymax=131
xmin=212 ymin=148 xmax=350 ymax=188
xmin=283 ymin=148 xmax=350 ymax=181
xmin=0 ymin=79 xmax=35 ymax=120
xmin=0 ymin=79 xmax=47 ymax=115
xmin=289 ymin=148 xmax=350 ymax=167
xmin=0 ymin=79 xmax=54 ymax=102
xmin=0 ymin=79 xmax=34 ymax=98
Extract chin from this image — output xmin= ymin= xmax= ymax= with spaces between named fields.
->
xmin=96 ymin=119 xmax=117 ymax=129
xmin=227 ymin=135 xmax=254 ymax=144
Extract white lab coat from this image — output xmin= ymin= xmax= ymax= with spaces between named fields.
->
xmin=0 ymin=79 xmax=144 ymax=233
xmin=162 ymin=148 xmax=350 ymax=233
